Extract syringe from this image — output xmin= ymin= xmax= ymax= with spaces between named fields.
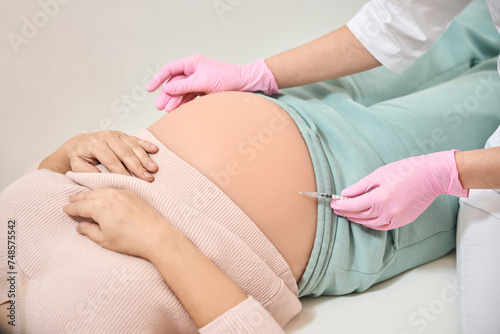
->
xmin=299 ymin=192 xmax=349 ymax=200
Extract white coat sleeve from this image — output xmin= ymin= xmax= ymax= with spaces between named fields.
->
xmin=198 ymin=296 xmax=287 ymax=334
xmin=347 ymin=0 xmax=474 ymax=73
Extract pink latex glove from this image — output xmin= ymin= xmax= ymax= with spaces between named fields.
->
xmin=330 ymin=150 xmax=469 ymax=231
xmin=146 ymin=55 xmax=281 ymax=112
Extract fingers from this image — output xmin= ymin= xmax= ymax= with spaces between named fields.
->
xmin=156 ymin=92 xmax=181 ymax=111
xmin=164 ymin=96 xmax=182 ymax=112
xmin=146 ymin=57 xmax=195 ymax=92
xmin=63 ymin=189 xmax=119 ymax=219
xmin=340 ymin=178 xmax=379 ymax=197
xmin=331 ymin=190 xmax=397 ymax=230
xmin=163 ymin=93 xmax=198 ymax=113
xmin=76 ymin=221 xmax=104 ymax=243
xmin=91 ymin=142 xmax=132 ymax=177
xmin=182 ymin=92 xmax=199 ymax=105
xmin=155 ymin=74 xmax=186 ymax=111
xmin=331 ymin=190 xmax=388 ymax=228
xmin=331 ymin=196 xmax=392 ymax=230
xmin=134 ymin=137 xmax=159 ymax=154
xmin=69 ymin=158 xmax=102 ymax=174
xmin=108 ymin=134 xmax=159 ymax=180
xmin=155 ymin=74 xmax=199 ymax=112
xmin=162 ymin=74 xmax=202 ymax=96
xmin=75 ymin=131 xmax=159 ymax=182
xmin=331 ymin=189 xmax=378 ymax=212
xmin=332 ymin=205 xmax=378 ymax=220
xmin=63 ymin=190 xmax=100 ymax=219
xmin=65 ymin=191 xmax=105 ymax=243
xmin=155 ymin=91 xmax=169 ymax=110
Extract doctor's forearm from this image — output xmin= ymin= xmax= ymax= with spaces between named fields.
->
xmin=265 ymin=25 xmax=381 ymax=89
xmin=455 ymin=147 xmax=500 ymax=189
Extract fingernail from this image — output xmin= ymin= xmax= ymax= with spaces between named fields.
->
xmin=148 ymin=161 xmax=157 ymax=169
xmin=149 ymin=144 xmax=158 ymax=150
xmin=144 ymin=171 xmax=153 ymax=179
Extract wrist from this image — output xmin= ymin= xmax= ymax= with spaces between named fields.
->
xmin=446 ymin=150 xmax=469 ymax=197
xmin=145 ymin=222 xmax=185 ymax=264
xmin=430 ymin=150 xmax=468 ymax=198
xmin=39 ymin=145 xmax=71 ymax=174
xmin=260 ymin=58 xmax=281 ymax=94
xmin=240 ymin=59 xmax=281 ymax=95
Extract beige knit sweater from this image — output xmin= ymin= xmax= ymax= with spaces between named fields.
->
xmin=0 ymin=129 xmax=301 ymax=333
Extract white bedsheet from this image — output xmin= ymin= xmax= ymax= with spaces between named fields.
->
xmin=285 ymin=252 xmax=458 ymax=334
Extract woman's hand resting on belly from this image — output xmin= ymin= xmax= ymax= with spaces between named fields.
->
xmin=39 ymin=130 xmax=159 ymax=181
xmin=62 ymin=188 xmax=250 ymax=329
xmin=63 ymin=189 xmax=169 ymax=259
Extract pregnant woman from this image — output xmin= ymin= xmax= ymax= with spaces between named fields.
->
xmin=1 ymin=2 xmax=500 ymax=333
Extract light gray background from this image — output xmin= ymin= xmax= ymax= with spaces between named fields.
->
xmin=0 ymin=0 xmax=368 ymax=191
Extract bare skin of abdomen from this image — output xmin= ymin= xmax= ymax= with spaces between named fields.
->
xmin=0 ymin=91 xmax=317 ymax=332
xmin=148 ymin=91 xmax=317 ymax=281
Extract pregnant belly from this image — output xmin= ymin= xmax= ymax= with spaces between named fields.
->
xmin=148 ymin=91 xmax=317 ymax=281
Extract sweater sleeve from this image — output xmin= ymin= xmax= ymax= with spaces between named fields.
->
xmin=198 ymin=296 xmax=287 ymax=334
xmin=347 ymin=0 xmax=473 ymax=73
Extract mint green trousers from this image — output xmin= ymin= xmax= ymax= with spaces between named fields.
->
xmin=263 ymin=0 xmax=500 ymax=297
